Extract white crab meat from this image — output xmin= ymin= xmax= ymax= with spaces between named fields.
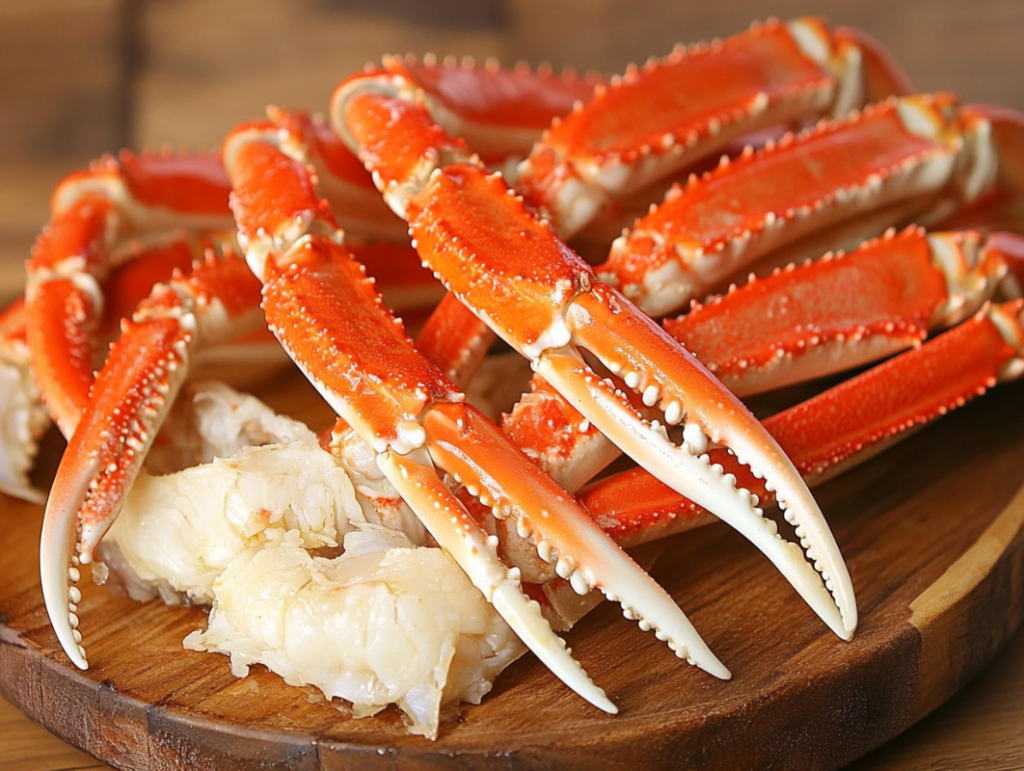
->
xmin=102 ymin=440 xmax=365 ymax=604
xmin=185 ymin=527 xmax=523 ymax=738
xmin=98 ymin=381 xmax=522 ymax=737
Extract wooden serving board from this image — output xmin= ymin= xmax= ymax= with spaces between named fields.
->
xmin=3 ymin=370 xmax=1024 ymax=771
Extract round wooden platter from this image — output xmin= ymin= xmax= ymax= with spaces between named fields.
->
xmin=3 ymin=371 xmax=1024 ymax=771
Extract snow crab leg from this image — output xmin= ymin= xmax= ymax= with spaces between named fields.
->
xmin=601 ymin=94 xmax=1024 ymax=317
xmin=40 ymin=245 xmax=266 ymax=669
xmin=578 ymin=297 xmax=1024 ymax=549
xmin=26 ymin=151 xmax=235 ymax=438
xmin=332 ymin=76 xmax=857 ymax=640
xmin=373 ymin=52 xmax=605 ymax=167
xmin=217 ymin=114 xmax=740 ymax=711
xmin=516 ymin=16 xmax=911 ymax=238
xmin=508 ymin=227 xmax=1024 ymax=554
xmin=667 ymin=227 xmax=1024 ymax=396
xmin=388 ymin=17 xmax=912 ymax=388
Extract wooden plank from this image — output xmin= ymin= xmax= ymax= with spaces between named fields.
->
xmin=0 ymin=0 xmax=129 ymax=303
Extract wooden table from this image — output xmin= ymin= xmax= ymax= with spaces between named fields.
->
xmin=3 ymin=625 xmax=1023 ymax=770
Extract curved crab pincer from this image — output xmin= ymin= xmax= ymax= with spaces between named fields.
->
xmin=331 ymin=72 xmax=857 ymax=642
xmin=220 ymin=115 xmax=740 ymax=709
xmin=39 ymin=245 xmax=266 ymax=669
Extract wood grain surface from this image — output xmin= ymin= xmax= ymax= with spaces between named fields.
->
xmin=6 ymin=628 xmax=1024 ymax=771
xmin=2 ymin=369 xmax=1024 ymax=770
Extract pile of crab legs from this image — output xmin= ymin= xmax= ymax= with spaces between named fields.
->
xmin=5 ymin=15 xmax=1024 ymax=714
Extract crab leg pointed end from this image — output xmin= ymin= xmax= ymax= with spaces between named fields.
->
xmin=560 ymin=285 xmax=857 ymax=640
xmin=40 ymin=489 xmax=90 ymax=670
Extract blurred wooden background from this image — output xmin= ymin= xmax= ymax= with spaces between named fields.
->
xmin=2 ymin=0 xmax=1024 ymax=304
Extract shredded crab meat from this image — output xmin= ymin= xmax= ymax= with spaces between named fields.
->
xmin=185 ymin=527 xmax=522 ymax=739
xmin=102 ymin=440 xmax=365 ymax=603
xmin=145 ymin=380 xmax=322 ymax=474
xmin=99 ymin=381 xmax=522 ymax=738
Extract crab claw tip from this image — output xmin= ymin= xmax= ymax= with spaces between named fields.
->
xmin=39 ymin=505 xmax=91 ymax=670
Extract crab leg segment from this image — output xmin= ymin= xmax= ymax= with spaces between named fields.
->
xmin=516 ymin=17 xmax=911 ymax=237
xmin=524 ymin=226 xmax=1017 ymax=499
xmin=414 ymin=292 xmax=496 ymax=387
xmin=27 ymin=152 xmax=234 ymax=435
xmin=576 ymin=230 xmax=1024 ymax=548
xmin=377 ymin=54 xmax=604 ymax=165
xmin=578 ymin=465 xmax=723 ymax=548
xmin=665 ymin=227 xmax=1016 ymax=396
xmin=772 ymin=301 xmax=1024 ymax=480
xmin=335 ymin=85 xmax=856 ymax=639
xmin=40 ymin=247 xmax=265 ymax=670
xmin=580 ymin=299 xmax=1024 ymax=549
xmin=939 ymin=104 xmax=1024 ymax=233
xmin=600 ymin=94 xmax=991 ymax=317
xmin=408 ymin=19 xmax=910 ymax=380
xmin=226 ymin=118 xmax=732 ymax=710
xmin=347 ymin=54 xmax=611 ymax=377
xmin=500 ymin=374 xmax=620 ymax=492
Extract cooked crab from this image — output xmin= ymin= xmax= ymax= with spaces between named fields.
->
xmin=19 ymin=16 xmax=1024 ymax=733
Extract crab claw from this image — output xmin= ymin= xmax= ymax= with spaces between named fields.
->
xmin=225 ymin=116 xmax=732 ymax=711
xmin=546 ymin=285 xmax=854 ymax=639
xmin=334 ymin=85 xmax=857 ymax=640
xmin=40 ymin=246 xmax=265 ymax=669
